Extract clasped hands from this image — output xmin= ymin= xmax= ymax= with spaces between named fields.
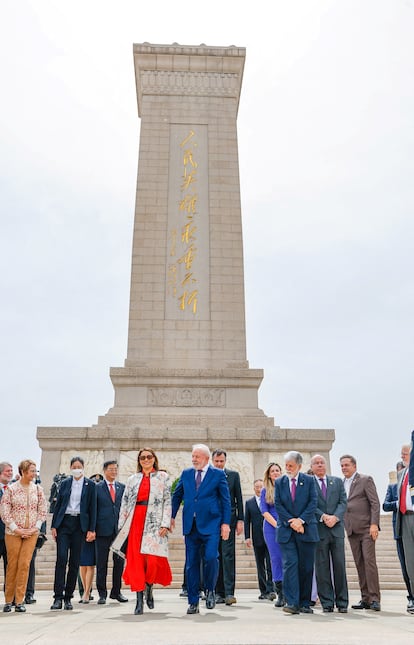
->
xmin=288 ymin=517 xmax=304 ymax=533
xmin=15 ymin=527 xmax=39 ymax=539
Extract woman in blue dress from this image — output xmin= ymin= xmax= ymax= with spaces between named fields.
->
xmin=260 ymin=462 xmax=284 ymax=607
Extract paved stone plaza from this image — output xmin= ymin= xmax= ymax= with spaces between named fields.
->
xmin=1 ymin=590 xmax=414 ymax=644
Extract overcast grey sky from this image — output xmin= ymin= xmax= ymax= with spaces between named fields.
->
xmin=1 ymin=0 xmax=413 ymax=501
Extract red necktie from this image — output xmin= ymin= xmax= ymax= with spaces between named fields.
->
xmin=109 ymin=483 xmax=115 ymax=503
xmin=400 ymin=472 xmax=408 ymax=514
xmin=291 ymin=478 xmax=297 ymax=502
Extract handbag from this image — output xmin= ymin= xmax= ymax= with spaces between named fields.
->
xmin=36 ymin=532 xmax=47 ymax=549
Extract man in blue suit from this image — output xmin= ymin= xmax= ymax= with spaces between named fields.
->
xmin=274 ymin=450 xmax=319 ymax=615
xmin=50 ymin=456 xmax=97 ymax=610
xmin=171 ymin=444 xmax=231 ymax=614
xmin=95 ymin=460 xmax=127 ymax=604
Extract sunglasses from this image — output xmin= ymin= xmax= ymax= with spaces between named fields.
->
xmin=139 ymin=455 xmax=154 ymax=461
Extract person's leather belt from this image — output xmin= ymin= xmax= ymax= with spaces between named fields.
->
xmin=136 ymin=500 xmax=148 ymax=506
xmin=65 ymin=512 xmax=80 ymax=516
xmin=404 ymin=510 xmax=414 ymax=515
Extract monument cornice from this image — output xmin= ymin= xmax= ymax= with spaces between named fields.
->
xmin=110 ymin=366 xmax=264 ymax=388
xmin=133 ymin=42 xmax=245 ymax=115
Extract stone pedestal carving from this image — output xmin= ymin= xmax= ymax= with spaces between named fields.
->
xmin=37 ymin=43 xmax=334 ymax=490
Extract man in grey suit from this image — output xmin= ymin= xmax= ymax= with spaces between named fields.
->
xmin=311 ymin=455 xmax=348 ymax=613
xmin=395 ymin=437 xmax=414 ymax=614
xmin=340 ymin=454 xmax=381 ymax=611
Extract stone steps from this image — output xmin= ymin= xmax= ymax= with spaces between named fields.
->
xmin=0 ymin=513 xmax=405 ymax=592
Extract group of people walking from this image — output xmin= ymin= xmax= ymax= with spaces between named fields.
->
xmin=1 ymin=434 xmax=414 ymax=617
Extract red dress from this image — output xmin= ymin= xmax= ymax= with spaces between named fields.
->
xmin=123 ymin=472 xmax=172 ymax=592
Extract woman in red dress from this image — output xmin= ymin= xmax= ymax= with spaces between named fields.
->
xmin=115 ymin=448 xmax=172 ymax=614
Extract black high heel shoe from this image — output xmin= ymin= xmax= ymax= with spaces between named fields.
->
xmin=134 ymin=591 xmax=144 ymax=615
xmin=146 ymin=583 xmax=154 ymax=609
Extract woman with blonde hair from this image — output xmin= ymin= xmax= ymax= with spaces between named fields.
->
xmin=111 ymin=448 xmax=172 ymax=615
xmin=260 ymin=462 xmax=284 ymax=607
xmin=0 ymin=459 xmax=46 ymax=613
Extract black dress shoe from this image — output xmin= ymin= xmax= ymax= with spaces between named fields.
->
xmin=64 ymin=600 xmax=73 ymax=610
xmin=323 ymin=607 xmax=334 ymax=613
xmin=187 ymin=603 xmax=199 ymax=614
xmin=50 ymin=599 xmax=63 ymax=610
xmin=25 ymin=596 xmax=36 ymax=604
xmin=300 ymin=606 xmax=314 ymax=614
xmin=283 ymin=604 xmax=300 ymax=614
xmin=351 ymin=600 xmax=370 ymax=609
xmin=15 ymin=604 xmax=26 ymax=613
xmin=97 ymin=596 xmax=106 ymax=605
xmin=3 ymin=603 xmax=12 ymax=612
xmin=338 ymin=607 xmax=348 ymax=613
xmin=110 ymin=592 xmax=128 ymax=602
xmin=370 ymin=601 xmax=381 ymax=611
xmin=205 ymin=590 xmax=216 ymax=609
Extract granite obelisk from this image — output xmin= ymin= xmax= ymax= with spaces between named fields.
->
xmin=38 ymin=43 xmax=334 ymax=488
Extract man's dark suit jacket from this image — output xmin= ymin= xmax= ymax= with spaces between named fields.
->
xmin=224 ymin=468 xmax=244 ymax=527
xmin=95 ymin=480 xmax=125 ymax=536
xmin=383 ymin=482 xmax=398 ymax=538
xmin=51 ymin=476 xmax=97 ymax=534
xmin=314 ymin=475 xmax=347 ymax=539
xmin=244 ymin=496 xmax=265 ymax=547
xmin=343 ymin=473 xmax=380 ymax=536
xmin=274 ymin=472 xmax=319 ymax=544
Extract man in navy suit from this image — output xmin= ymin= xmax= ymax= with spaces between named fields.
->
xmin=171 ymin=443 xmax=231 ymax=614
xmin=274 ymin=450 xmax=319 ymax=615
xmin=311 ymin=454 xmax=348 ymax=613
xmin=95 ymin=460 xmax=127 ymax=604
xmin=244 ymin=479 xmax=274 ymax=599
xmin=50 ymin=456 xmax=97 ymax=610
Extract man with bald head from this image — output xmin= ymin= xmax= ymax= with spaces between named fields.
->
xmin=311 ymin=454 xmax=348 ymax=613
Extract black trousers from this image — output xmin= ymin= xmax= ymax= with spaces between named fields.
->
xmin=53 ymin=515 xmax=84 ymax=601
xmin=216 ymin=522 xmax=236 ymax=598
xmin=95 ymin=534 xmax=124 ymax=598
xmin=26 ymin=547 xmax=38 ymax=597
xmin=0 ymin=538 xmax=7 ymax=592
xmin=253 ymin=542 xmax=273 ymax=595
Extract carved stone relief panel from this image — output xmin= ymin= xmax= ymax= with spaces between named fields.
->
xmin=148 ymin=388 xmax=225 ymax=407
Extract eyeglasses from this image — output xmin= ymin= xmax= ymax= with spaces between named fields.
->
xmin=139 ymin=455 xmax=154 ymax=461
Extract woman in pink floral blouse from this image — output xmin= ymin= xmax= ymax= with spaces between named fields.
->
xmin=0 ymin=459 xmax=47 ymax=613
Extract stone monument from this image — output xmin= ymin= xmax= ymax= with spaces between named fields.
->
xmin=37 ymin=43 xmax=334 ymax=490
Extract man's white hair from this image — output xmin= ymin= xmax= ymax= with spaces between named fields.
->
xmin=284 ymin=450 xmax=303 ymax=465
xmin=192 ymin=443 xmax=211 ymax=458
